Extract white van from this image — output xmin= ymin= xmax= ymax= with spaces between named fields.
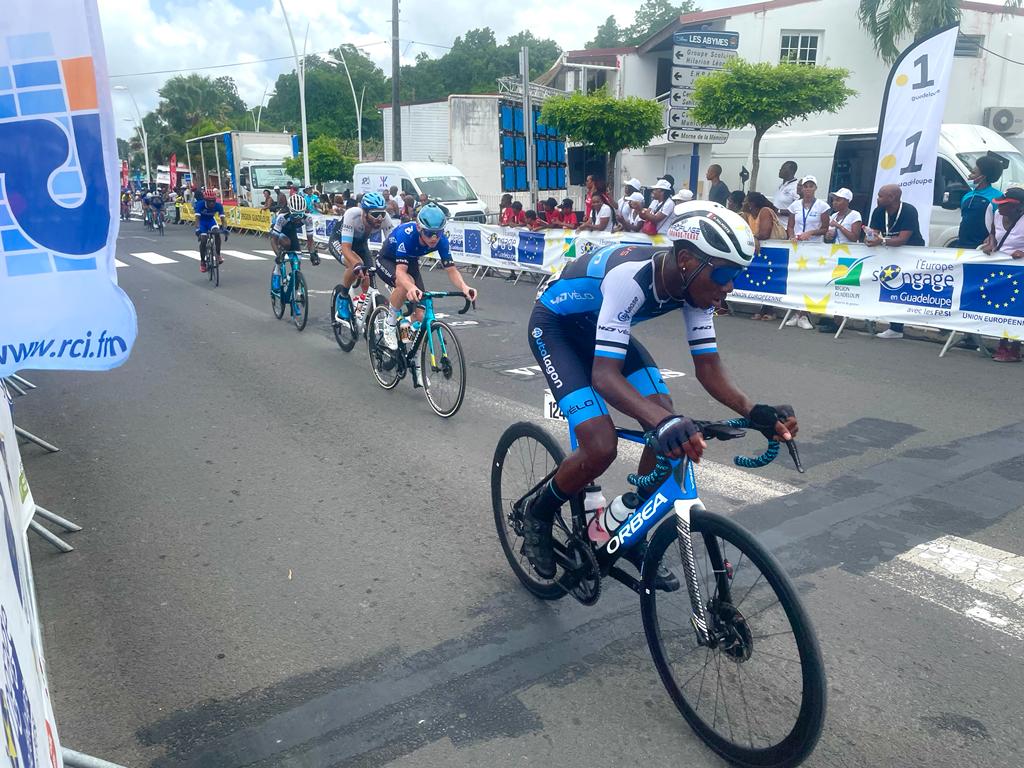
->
xmin=353 ymin=161 xmax=487 ymax=223
xmin=712 ymin=124 xmax=1024 ymax=246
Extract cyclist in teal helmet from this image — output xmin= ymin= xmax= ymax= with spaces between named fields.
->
xmin=375 ymin=203 xmax=477 ymax=349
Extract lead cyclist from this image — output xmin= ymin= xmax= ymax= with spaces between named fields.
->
xmin=328 ymin=191 xmax=397 ymax=317
xmin=520 ymin=202 xmax=799 ymax=582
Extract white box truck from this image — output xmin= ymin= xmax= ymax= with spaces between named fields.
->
xmin=712 ymin=124 xmax=1024 ymax=246
xmin=186 ymin=130 xmax=299 ymax=204
xmin=354 ymin=161 xmax=487 ymax=223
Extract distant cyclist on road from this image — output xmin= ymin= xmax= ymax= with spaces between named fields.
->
xmin=328 ymin=191 xmax=396 ymax=318
xmin=149 ymin=189 xmax=165 ymax=229
xmin=194 ymin=188 xmax=228 ymax=274
xmin=374 ymin=203 xmax=476 ymax=349
xmin=519 ymin=202 xmax=799 ymax=580
xmin=270 ymin=193 xmax=319 ymax=266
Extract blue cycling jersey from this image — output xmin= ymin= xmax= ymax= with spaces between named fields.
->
xmin=194 ymin=199 xmax=224 ymax=234
xmin=379 ymin=221 xmax=453 ymax=267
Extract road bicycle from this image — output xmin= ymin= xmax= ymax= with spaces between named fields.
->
xmin=331 ymin=266 xmax=388 ymax=353
xmin=153 ymin=206 xmax=165 ymax=235
xmin=491 ymin=418 xmax=825 ymax=768
xmin=200 ymin=227 xmax=226 ymax=288
xmin=269 ymin=250 xmax=309 ymax=331
xmin=366 ymin=291 xmax=473 ymax=418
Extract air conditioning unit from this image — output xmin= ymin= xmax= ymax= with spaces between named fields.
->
xmin=983 ymin=106 xmax=1024 ymax=136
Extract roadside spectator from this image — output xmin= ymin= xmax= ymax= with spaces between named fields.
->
xmin=959 ymin=153 xmax=1004 ymax=249
xmin=671 ymin=188 xmax=694 ymax=204
xmin=302 ymin=185 xmax=317 ymax=213
xmin=388 ymin=185 xmax=404 ymax=218
xmin=260 ymin=189 xmax=273 ymax=211
xmin=816 ymin=188 xmax=865 ymax=333
xmin=525 ymin=210 xmax=547 ymax=231
xmin=866 ymin=183 xmax=926 ymax=339
xmin=706 ymin=164 xmax=729 ymax=206
xmin=727 ymin=190 xmax=745 ymax=213
xmin=501 ymin=200 xmax=526 ymax=227
xmin=559 ymin=199 xmax=579 ymax=228
xmin=619 ymin=192 xmax=646 ymax=232
xmin=402 ymin=194 xmax=415 ymax=220
xmin=342 ymin=189 xmax=352 ymax=206
xmin=332 ymin=195 xmax=345 ymax=215
xmin=498 ymin=193 xmax=513 ymax=224
xmin=577 ymin=185 xmax=614 ymax=232
xmin=773 ymin=161 xmax=799 ymax=225
xmin=541 ymin=198 xmax=563 ymax=227
xmin=584 ymin=174 xmax=597 ymax=221
xmin=418 ymin=192 xmax=429 ymax=209
xmin=785 ymin=176 xmax=830 ymax=330
xmin=982 ymin=187 xmax=1024 ymax=361
xmin=637 ymin=178 xmax=674 ymax=235
xmin=742 ymin=192 xmax=785 ymax=322
xmin=617 ymin=177 xmax=642 ymax=224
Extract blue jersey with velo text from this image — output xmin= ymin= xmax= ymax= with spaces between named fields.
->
xmin=193 ymin=199 xmax=224 ymax=234
xmin=379 ymin=221 xmax=453 ymax=267
xmin=538 ymin=243 xmax=717 ymax=359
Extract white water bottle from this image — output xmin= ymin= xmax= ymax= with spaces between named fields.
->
xmin=584 ymin=484 xmax=609 ymax=544
xmin=602 ymin=492 xmax=641 ymax=535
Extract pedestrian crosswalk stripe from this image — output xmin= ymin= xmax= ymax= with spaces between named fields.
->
xmin=174 ymin=250 xmax=200 ymax=261
xmin=115 ymin=259 xmax=129 ymax=268
xmin=131 ymin=251 xmax=176 ymax=265
xmin=221 ymin=249 xmax=266 ymax=261
xmin=254 ymin=250 xmax=278 ymax=257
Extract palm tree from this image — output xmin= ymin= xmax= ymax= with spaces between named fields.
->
xmin=859 ymin=0 xmax=1022 ymax=64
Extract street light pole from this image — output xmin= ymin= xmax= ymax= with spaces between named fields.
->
xmin=324 ymin=53 xmax=362 ymax=161
xmin=278 ymin=0 xmax=310 ymax=187
xmin=391 ymin=0 xmax=401 ymax=161
xmin=113 ymin=85 xmax=151 ymax=186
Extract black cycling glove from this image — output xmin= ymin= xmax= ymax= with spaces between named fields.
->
xmin=654 ymin=415 xmax=701 ymax=455
xmin=748 ymin=404 xmax=795 ymax=440
xmin=308 ymin=250 xmax=320 ymax=266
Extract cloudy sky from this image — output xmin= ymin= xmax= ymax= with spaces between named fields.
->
xmin=101 ymin=0 xmax=738 ymax=138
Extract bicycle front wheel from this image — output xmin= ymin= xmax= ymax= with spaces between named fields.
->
xmin=420 ymin=320 xmax=466 ymax=418
xmin=490 ymin=422 xmax=567 ymax=600
xmin=271 ymin=266 xmax=286 ymax=319
xmin=331 ymin=285 xmax=357 ymax=352
xmin=292 ymin=271 xmax=308 ymax=331
xmin=641 ymin=512 xmax=826 ymax=768
xmin=366 ymin=305 xmax=402 ymax=390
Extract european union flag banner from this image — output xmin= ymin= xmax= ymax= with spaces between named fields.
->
xmin=0 ymin=0 xmax=137 ymax=376
xmin=733 ymin=244 xmax=789 ymax=295
xmin=960 ymin=263 xmax=1024 ymax=319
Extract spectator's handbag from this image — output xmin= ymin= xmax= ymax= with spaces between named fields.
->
xmin=641 ymin=198 xmax=666 ymax=235
xmin=769 ymin=211 xmax=787 ymax=240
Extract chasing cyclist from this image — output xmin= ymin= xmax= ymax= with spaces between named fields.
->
xmin=520 ymin=202 xmax=799 ymax=581
xmin=270 ymin=193 xmax=320 ymax=266
xmin=328 ymin=191 xmax=396 ymax=320
xmin=149 ymin=189 xmax=165 ymax=230
xmin=194 ymin=188 xmax=228 ymax=273
xmin=120 ymin=188 xmax=132 ymax=221
xmin=375 ymin=203 xmax=476 ymax=350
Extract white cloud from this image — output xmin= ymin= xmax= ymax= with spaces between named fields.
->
xmin=99 ymin=0 xmax=651 ymax=139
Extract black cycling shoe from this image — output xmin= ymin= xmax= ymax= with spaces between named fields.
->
xmin=309 ymin=251 xmax=321 ymax=266
xmin=624 ymin=540 xmax=680 ymax=592
xmin=520 ymin=497 xmax=556 ymax=579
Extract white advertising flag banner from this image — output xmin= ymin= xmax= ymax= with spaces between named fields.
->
xmin=871 ymin=24 xmax=959 ymax=245
xmin=0 ymin=0 xmax=137 ymax=377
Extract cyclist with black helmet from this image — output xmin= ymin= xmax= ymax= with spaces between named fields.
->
xmin=194 ymin=188 xmax=228 ymax=274
xmin=375 ymin=203 xmax=477 ymax=350
xmin=519 ymin=201 xmax=800 ymax=581
xmin=270 ymin=193 xmax=319 ymax=266
xmin=328 ymin=191 xmax=396 ymax=320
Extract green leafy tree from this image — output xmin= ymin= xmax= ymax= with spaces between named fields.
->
xmin=285 ymin=135 xmax=355 ymax=184
xmin=690 ymin=58 xmax=854 ymax=190
xmin=859 ymin=0 xmax=1022 ymax=64
xmin=625 ymin=0 xmax=699 ymax=45
xmin=541 ymin=90 xmax=664 ymax=185
xmin=587 ymin=16 xmax=624 ymax=49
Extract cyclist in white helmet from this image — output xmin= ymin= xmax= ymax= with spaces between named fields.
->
xmin=519 ymin=202 xmax=800 ymax=582
xmin=270 ymin=193 xmax=319 ymax=266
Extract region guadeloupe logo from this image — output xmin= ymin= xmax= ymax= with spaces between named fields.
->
xmin=827 ymin=255 xmax=870 ymax=288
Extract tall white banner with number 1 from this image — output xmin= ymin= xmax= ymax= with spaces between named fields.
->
xmin=871 ymin=24 xmax=959 ymax=246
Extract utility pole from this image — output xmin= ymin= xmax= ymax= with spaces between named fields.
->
xmin=391 ymin=0 xmax=402 ymax=160
xmin=521 ymin=47 xmax=536 ymax=200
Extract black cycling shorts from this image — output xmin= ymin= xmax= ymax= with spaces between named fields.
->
xmin=329 ymin=235 xmax=371 ymax=268
xmin=528 ymin=304 xmax=670 ymax=432
xmin=375 ymin=256 xmax=425 ymax=293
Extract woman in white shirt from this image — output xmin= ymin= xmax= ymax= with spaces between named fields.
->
xmin=577 ymin=190 xmax=614 ymax=233
xmin=824 ymin=188 xmax=863 ymax=244
xmin=787 ymin=176 xmax=831 ymax=242
xmin=636 ymin=179 xmax=675 ymax=234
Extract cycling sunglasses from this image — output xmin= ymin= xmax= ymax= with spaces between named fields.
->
xmin=366 ymin=209 xmax=387 ymax=220
xmin=701 ymin=259 xmax=746 ymax=286
xmin=420 ymin=227 xmax=444 ymax=238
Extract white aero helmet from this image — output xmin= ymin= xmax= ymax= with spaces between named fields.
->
xmin=288 ymin=193 xmax=306 ymax=214
xmin=666 ymin=201 xmax=756 ymax=267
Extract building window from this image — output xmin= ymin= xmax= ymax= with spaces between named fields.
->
xmin=780 ymin=32 xmax=820 ymax=65
xmin=955 ymin=34 xmax=984 ymax=58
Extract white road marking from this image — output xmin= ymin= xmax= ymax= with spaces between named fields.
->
xmin=114 ymin=259 xmax=129 ymax=268
xmin=220 ymin=249 xmax=266 ymax=261
xmin=173 ymin=250 xmax=201 ymax=261
xmin=130 ymin=251 xmax=176 ymax=265
xmin=254 ymin=250 xmax=278 ymax=257
xmin=872 ymin=535 xmax=1024 ymax=639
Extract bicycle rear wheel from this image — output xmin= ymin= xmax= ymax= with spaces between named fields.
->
xmin=205 ymin=239 xmax=214 ymax=282
xmin=271 ymin=266 xmax=286 ymax=319
xmin=332 ymin=285 xmax=357 ymax=352
xmin=366 ymin=305 xmax=402 ymax=389
xmin=641 ymin=512 xmax=826 ymax=768
xmin=421 ymin=320 xmax=466 ymax=418
xmin=292 ymin=271 xmax=309 ymax=331
xmin=490 ymin=422 xmax=568 ymax=600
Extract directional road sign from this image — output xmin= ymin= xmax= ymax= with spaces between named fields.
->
xmin=668 ymin=29 xmax=739 ymax=143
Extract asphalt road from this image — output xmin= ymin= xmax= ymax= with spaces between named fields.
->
xmin=14 ymin=220 xmax=1024 ymax=768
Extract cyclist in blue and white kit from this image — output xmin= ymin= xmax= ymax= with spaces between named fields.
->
xmin=270 ymin=193 xmax=319 ymax=265
xmin=194 ymin=188 xmax=227 ymax=273
xmin=374 ymin=203 xmax=477 ymax=349
xmin=519 ymin=202 xmax=800 ymax=580
xmin=328 ymin=191 xmax=396 ymax=318
xmin=148 ymin=189 xmax=165 ymax=229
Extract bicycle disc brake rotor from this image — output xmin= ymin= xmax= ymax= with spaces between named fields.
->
xmin=710 ymin=602 xmax=753 ymax=662
xmin=563 ymin=534 xmax=601 ymax=606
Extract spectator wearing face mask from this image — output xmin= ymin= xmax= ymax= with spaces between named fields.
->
xmin=958 ymin=154 xmax=1004 ymax=249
